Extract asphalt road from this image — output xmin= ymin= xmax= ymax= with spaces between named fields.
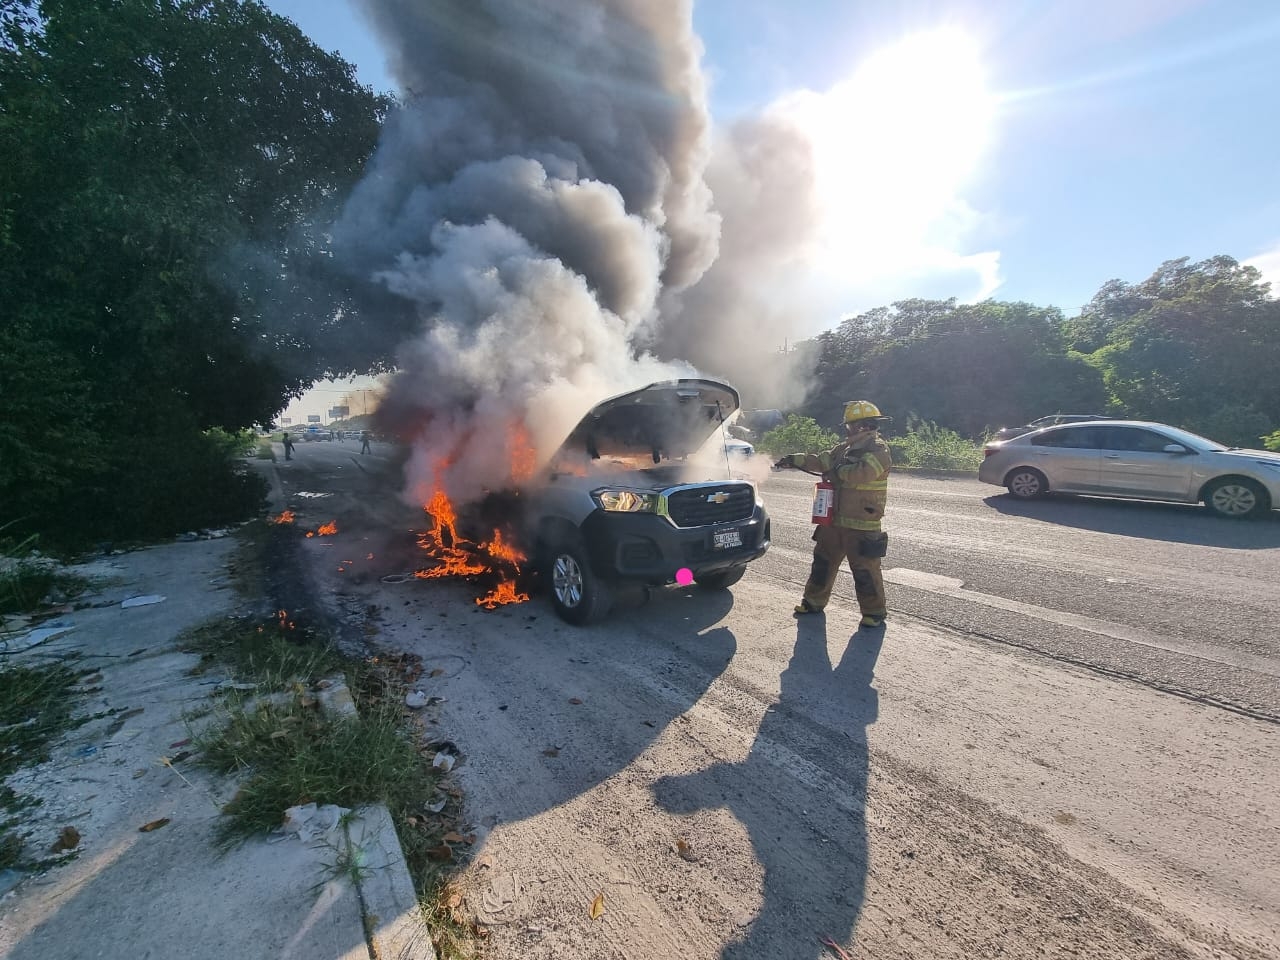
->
xmin=272 ymin=440 xmax=1280 ymax=959
xmin=761 ymin=469 xmax=1280 ymax=721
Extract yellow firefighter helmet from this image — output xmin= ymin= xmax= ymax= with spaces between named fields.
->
xmin=843 ymin=400 xmax=889 ymax=425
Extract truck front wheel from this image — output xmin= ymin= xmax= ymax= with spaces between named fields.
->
xmin=548 ymin=539 xmax=613 ymax=625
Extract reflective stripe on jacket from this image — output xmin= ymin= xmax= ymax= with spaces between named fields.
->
xmin=792 ymin=437 xmax=892 ymax=531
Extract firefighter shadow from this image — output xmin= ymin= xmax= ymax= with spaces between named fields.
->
xmin=653 ymin=619 xmax=884 ymax=959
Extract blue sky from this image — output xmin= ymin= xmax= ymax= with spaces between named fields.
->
xmin=266 ymin=0 xmax=1279 ymax=325
xmin=264 ymin=0 xmax=1279 ymax=426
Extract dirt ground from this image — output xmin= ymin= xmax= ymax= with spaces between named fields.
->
xmin=267 ymin=448 xmax=1278 ymax=960
xmin=296 ymin=560 xmax=1276 ymax=959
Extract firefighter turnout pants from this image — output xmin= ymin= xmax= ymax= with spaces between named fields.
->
xmin=800 ymin=525 xmax=888 ymax=618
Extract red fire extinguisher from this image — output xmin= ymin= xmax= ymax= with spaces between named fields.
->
xmin=811 ymin=480 xmax=835 ymax=526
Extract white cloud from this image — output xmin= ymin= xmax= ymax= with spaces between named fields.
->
xmin=1245 ymin=244 xmax=1280 ymax=297
xmin=771 ymin=28 xmax=1003 ymax=329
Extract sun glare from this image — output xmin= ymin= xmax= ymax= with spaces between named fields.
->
xmin=790 ymin=28 xmax=995 ymax=259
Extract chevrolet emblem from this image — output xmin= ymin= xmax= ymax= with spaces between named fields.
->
xmin=706 ymin=491 xmax=730 ymax=504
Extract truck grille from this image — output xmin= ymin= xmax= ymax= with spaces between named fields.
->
xmin=665 ymin=483 xmax=756 ymax=528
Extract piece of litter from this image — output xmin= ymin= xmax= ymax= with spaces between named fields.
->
xmin=405 ymin=690 xmax=428 ymax=710
xmin=425 ymin=796 xmax=448 ymax=813
xmin=278 ymin=803 xmax=349 ymax=843
xmin=121 ymin=595 xmax=166 ymax=608
xmin=2 ymin=624 xmax=74 ymax=652
xmin=432 ymin=752 xmax=456 ymax=773
xmin=139 ymin=818 xmax=170 ymax=833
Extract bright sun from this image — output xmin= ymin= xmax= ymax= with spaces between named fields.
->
xmin=787 ymin=28 xmax=995 ymax=259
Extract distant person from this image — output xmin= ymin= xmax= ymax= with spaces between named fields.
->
xmin=360 ymin=430 xmax=371 ymax=455
xmin=337 ymin=430 xmax=345 ymax=443
xmin=281 ymin=432 xmax=295 ymax=461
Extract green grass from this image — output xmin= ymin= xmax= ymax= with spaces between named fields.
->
xmin=196 ymin=692 xmax=433 ymax=844
xmin=887 ymin=418 xmax=985 ymax=472
xmin=183 ymin=613 xmax=479 ymax=957
xmin=0 ymin=527 xmax=94 ymax=617
xmin=177 ymin=615 xmax=344 ymax=691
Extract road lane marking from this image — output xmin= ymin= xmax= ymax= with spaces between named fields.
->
xmin=882 ymin=567 xmax=1280 ymax=678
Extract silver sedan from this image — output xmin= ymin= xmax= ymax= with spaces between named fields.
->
xmin=978 ymin=420 xmax=1280 ymax=519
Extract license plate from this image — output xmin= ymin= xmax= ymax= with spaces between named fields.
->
xmin=713 ymin=529 xmax=742 ymax=550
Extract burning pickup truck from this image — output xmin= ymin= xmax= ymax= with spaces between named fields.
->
xmin=522 ymin=376 xmax=768 ymax=624
xmin=510 ymin=378 xmax=771 ymax=624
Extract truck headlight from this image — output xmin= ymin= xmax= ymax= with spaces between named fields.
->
xmin=593 ymin=489 xmax=658 ymax=513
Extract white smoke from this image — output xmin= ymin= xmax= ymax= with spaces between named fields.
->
xmin=335 ymin=0 xmax=719 ymax=503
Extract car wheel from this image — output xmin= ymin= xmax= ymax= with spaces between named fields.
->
xmin=547 ymin=539 xmax=613 ymax=625
xmin=694 ymin=566 xmax=747 ymax=590
xmin=1005 ymin=467 xmax=1047 ymax=499
xmin=1204 ymin=477 xmax=1267 ymax=519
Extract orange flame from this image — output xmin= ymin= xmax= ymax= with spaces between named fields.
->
xmin=508 ymin=422 xmax=538 ymax=485
xmin=415 ymin=476 xmax=529 ymax=608
xmin=482 ymin=528 xmax=526 ymax=571
xmin=272 ymin=510 xmax=296 ymax=524
xmin=476 ymin=580 xmax=530 ymax=609
xmin=317 ymin=521 xmax=338 ymax=536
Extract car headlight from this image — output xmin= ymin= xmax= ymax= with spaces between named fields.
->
xmin=593 ymin=489 xmax=658 ymax=513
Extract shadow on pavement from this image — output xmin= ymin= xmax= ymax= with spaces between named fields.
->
xmin=985 ymin=493 xmax=1280 ymax=547
xmin=653 ymin=616 xmax=884 ymax=959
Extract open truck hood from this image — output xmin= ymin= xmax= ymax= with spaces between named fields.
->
xmin=557 ymin=378 xmax=741 ymax=462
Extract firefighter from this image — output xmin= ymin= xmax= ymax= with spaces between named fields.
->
xmin=774 ymin=400 xmax=892 ymax=628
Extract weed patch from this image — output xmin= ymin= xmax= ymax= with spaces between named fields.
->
xmin=888 ymin=418 xmax=984 ymax=472
xmin=0 ymin=662 xmax=94 ymax=867
xmin=1 ymin=528 xmax=94 ymax=616
xmin=185 ymin=613 xmax=479 ymax=956
xmin=177 ymin=615 xmax=344 ymax=691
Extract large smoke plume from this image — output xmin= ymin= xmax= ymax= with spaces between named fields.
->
xmin=331 ymin=0 xmax=819 ymax=504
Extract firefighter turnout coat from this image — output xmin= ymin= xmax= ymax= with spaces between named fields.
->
xmin=790 ymin=435 xmax=892 ymax=531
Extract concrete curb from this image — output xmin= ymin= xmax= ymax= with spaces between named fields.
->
xmin=263 ymin=456 xmax=437 ymax=960
xmin=315 ymin=683 xmax=437 ymax=960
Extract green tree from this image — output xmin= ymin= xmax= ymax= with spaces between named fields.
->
xmin=758 ymin=416 xmax=840 ymax=458
xmin=804 ymin=298 xmax=1106 ymax=437
xmin=1 ymin=0 xmax=391 ymax=545
xmin=1075 ymin=257 xmax=1280 ymax=445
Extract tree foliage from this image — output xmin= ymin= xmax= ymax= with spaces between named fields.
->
xmin=806 ymin=298 xmax=1107 ymax=437
xmin=1 ymin=0 xmax=390 ymax=546
xmin=758 ymin=416 xmax=840 ymax=458
xmin=1070 ymin=257 xmax=1280 ymax=445
xmin=796 ymin=257 xmax=1279 ymax=450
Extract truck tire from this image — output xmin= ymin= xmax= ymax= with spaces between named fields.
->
xmin=547 ymin=539 xmax=613 ymax=625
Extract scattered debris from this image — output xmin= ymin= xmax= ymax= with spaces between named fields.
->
xmin=121 ymin=595 xmax=166 ymax=609
xmin=427 ymin=842 xmax=454 ymax=862
xmin=50 ymin=826 xmax=81 ymax=853
xmin=405 ymin=690 xmax=429 ymax=710
xmin=2 ymin=623 xmax=74 ymax=653
xmin=139 ymin=818 xmax=170 ymax=833
xmin=590 ymin=892 xmax=606 ymax=920
xmin=278 ymin=803 xmax=349 ymax=843
xmin=432 ymin=752 xmax=456 ymax=773
xmin=676 ymin=838 xmax=698 ymax=863
xmin=820 ymin=935 xmax=855 ymax=960
xmin=568 ymin=698 xmax=583 ymax=705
